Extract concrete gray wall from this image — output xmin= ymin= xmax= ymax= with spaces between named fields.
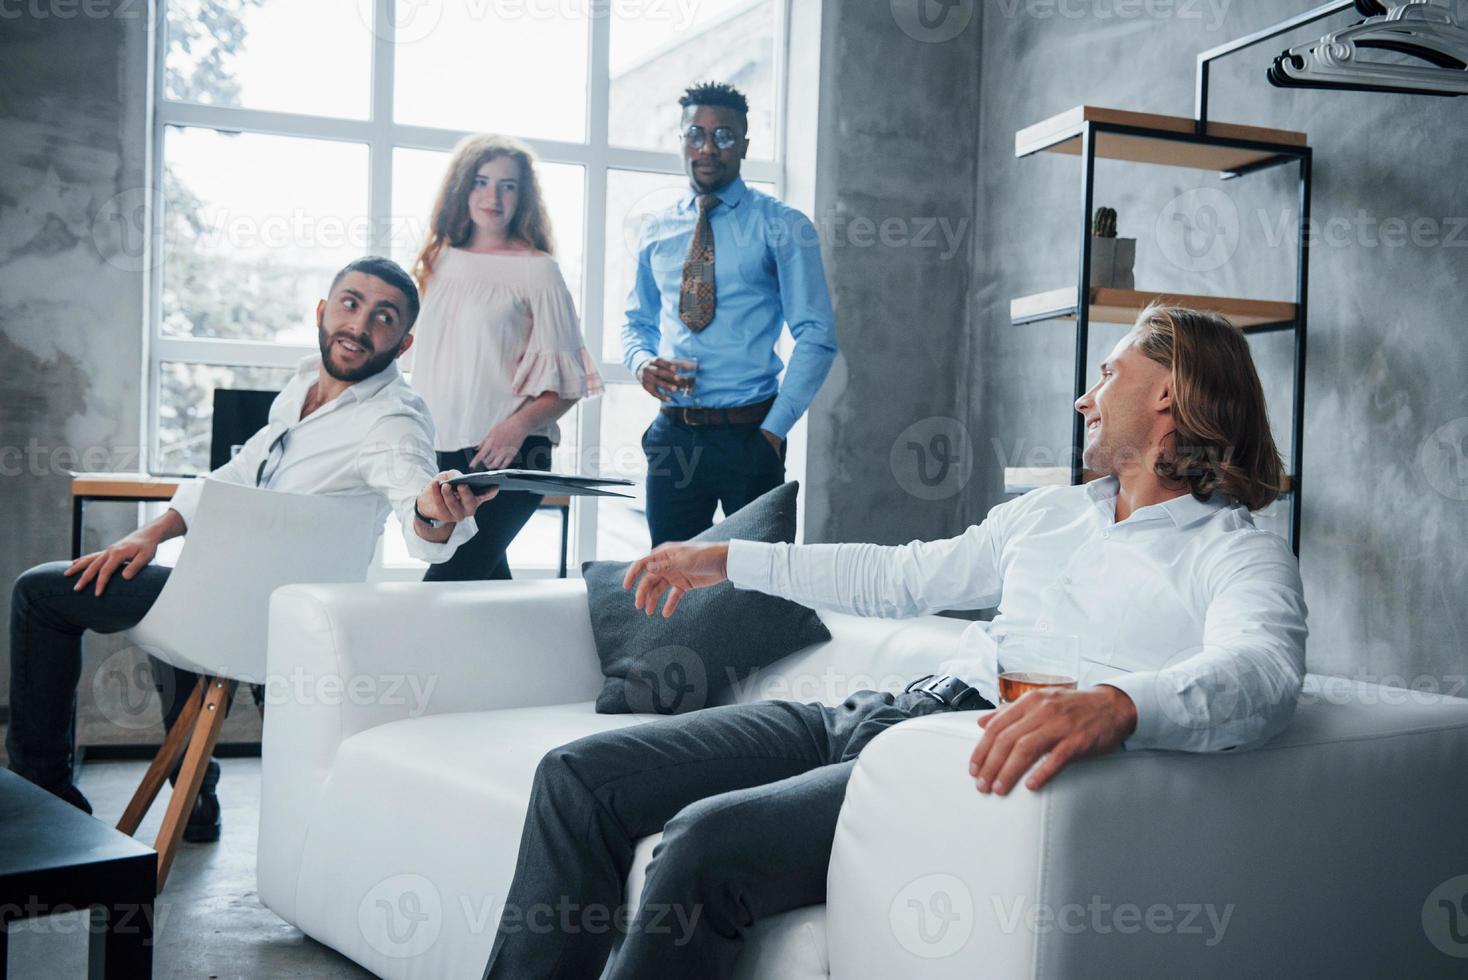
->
xmin=0 ymin=4 xmax=148 ymax=739
xmin=803 ymin=0 xmax=981 ymax=546
xmin=965 ymin=0 xmax=1468 ymax=684
xmin=0 ymin=4 xmax=261 ymax=750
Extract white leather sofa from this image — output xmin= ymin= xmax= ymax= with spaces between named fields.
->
xmin=258 ymin=579 xmax=1468 ymax=979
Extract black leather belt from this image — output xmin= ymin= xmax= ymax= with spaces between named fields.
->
xmin=660 ymin=397 xmax=775 ymax=427
xmin=904 ymin=674 xmax=992 ymax=711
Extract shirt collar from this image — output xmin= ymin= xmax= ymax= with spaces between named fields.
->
xmin=1084 ymin=475 xmax=1227 ymax=529
xmin=680 ymin=176 xmax=748 ymax=213
xmin=288 ymin=353 xmax=402 ymax=417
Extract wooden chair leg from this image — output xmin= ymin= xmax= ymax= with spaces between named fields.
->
xmin=117 ymin=677 xmax=207 ymax=836
xmin=153 ymin=677 xmax=234 ymax=890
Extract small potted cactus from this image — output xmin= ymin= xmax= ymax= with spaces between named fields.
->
xmin=1090 ymin=206 xmax=1135 ymax=289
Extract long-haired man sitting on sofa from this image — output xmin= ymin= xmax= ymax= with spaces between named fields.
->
xmin=484 ymin=304 xmax=1308 ymax=979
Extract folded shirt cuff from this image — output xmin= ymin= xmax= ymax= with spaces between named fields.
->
xmin=628 ymin=350 xmax=656 ymax=378
xmin=726 ymin=539 xmax=774 ymax=592
xmin=166 ymin=479 xmax=204 ymax=529
xmin=406 ymin=514 xmax=478 ymax=564
xmin=1099 ymin=671 xmax=1165 ymax=751
xmin=760 ymin=406 xmax=796 ymax=440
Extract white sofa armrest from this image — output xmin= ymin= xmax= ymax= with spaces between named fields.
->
xmin=828 ymin=685 xmax=1468 ymax=979
xmin=258 ymin=579 xmax=603 ymax=922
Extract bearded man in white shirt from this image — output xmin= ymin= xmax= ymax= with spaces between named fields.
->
xmin=483 ymin=304 xmax=1308 ymax=980
xmin=7 ymin=256 xmax=496 ymax=833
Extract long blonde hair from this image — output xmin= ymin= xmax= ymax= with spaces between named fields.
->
xmin=1131 ymin=304 xmax=1286 ymax=511
xmin=412 ymin=133 xmax=556 ymax=294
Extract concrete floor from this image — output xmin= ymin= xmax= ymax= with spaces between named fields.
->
xmin=6 ymin=758 xmax=375 ymax=979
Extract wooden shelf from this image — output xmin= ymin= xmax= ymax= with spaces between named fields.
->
xmin=1015 ymin=105 xmax=1307 ymax=173
xmin=1005 ymin=467 xmax=1293 ymax=495
xmin=1010 ymin=287 xmax=1297 ymax=332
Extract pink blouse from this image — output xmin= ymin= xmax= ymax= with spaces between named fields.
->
xmin=409 ymin=248 xmax=603 ymax=451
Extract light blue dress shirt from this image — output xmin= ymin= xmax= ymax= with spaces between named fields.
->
xmin=620 ymin=177 xmax=838 ymax=439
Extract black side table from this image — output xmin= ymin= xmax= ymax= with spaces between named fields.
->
xmin=0 ymin=770 xmax=155 ymax=978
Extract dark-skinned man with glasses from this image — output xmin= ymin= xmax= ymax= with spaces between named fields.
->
xmin=6 ymin=256 xmax=497 ymax=839
xmin=622 ymin=82 xmax=838 ymax=545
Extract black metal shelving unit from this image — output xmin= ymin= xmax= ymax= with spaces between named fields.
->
xmin=1001 ymin=2 xmax=1360 ymax=558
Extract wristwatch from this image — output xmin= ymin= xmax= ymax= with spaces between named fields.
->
xmin=414 ymin=501 xmax=445 ymax=529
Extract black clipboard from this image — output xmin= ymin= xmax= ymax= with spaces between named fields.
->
xmin=446 ymin=470 xmax=636 ymax=498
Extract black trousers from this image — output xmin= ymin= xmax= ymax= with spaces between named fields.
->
xmin=483 ymin=689 xmax=991 ymax=980
xmin=424 ymin=435 xmax=553 ymax=582
xmin=642 ymin=413 xmax=785 ymax=547
xmin=7 ymin=561 xmax=248 ymax=799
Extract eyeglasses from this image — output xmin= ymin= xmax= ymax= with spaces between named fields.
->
xmin=255 ymin=429 xmax=288 ymax=488
xmin=682 ymin=126 xmax=740 ymax=151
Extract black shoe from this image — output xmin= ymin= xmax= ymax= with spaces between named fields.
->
xmin=170 ymin=757 xmax=222 ymax=844
xmin=47 ymin=781 xmax=94 ymax=815
xmin=183 ymin=785 xmax=221 ymax=843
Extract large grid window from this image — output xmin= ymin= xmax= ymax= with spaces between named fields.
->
xmin=149 ymin=0 xmax=790 ymax=575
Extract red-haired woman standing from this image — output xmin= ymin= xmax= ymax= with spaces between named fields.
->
xmin=411 ymin=134 xmax=601 ymax=581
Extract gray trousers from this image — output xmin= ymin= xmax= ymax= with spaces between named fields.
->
xmin=483 ymin=689 xmax=983 ymax=980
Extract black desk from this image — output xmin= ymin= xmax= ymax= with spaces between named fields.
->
xmin=0 ymin=770 xmax=155 ymax=978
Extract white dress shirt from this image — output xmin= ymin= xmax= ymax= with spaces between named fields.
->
xmin=727 ymin=478 xmax=1308 ymax=753
xmin=167 ymin=355 xmax=475 ymax=564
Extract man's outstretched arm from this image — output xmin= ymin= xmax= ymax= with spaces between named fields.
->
xmin=625 ymin=516 xmax=1009 ymax=620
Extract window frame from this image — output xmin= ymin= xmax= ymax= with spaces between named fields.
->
xmin=145 ymin=0 xmax=797 ymax=573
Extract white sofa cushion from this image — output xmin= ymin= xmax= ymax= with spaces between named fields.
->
xmin=291 ymin=701 xmax=831 ymax=980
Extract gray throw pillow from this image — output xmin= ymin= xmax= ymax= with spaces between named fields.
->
xmin=584 ymin=481 xmax=832 ymax=715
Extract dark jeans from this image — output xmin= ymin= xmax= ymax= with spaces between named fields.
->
xmin=424 ymin=436 xmax=553 ymax=582
xmin=483 ymin=689 xmax=991 ymax=980
xmin=642 ymin=413 xmax=785 ymax=547
xmin=6 ymin=561 xmax=175 ymax=795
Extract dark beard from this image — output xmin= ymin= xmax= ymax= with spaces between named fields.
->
xmin=317 ymin=315 xmax=402 ymax=383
